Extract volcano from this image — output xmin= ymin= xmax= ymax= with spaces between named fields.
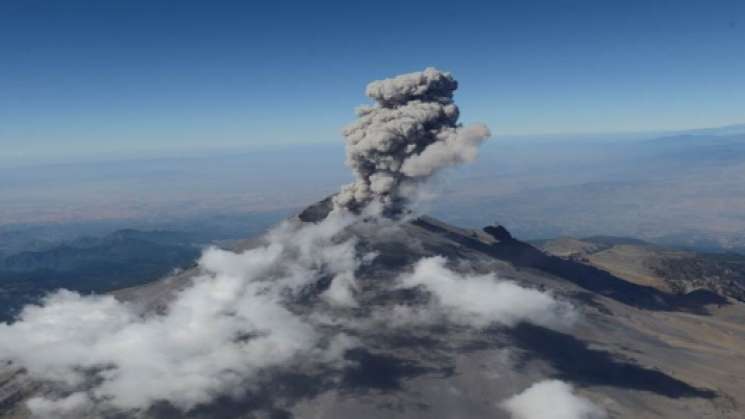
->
xmin=2 ymin=68 xmax=745 ymax=419
xmin=1 ymin=196 xmax=745 ymax=419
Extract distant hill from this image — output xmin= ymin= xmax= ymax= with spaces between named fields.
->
xmin=432 ymin=131 xmax=745 ymax=252
xmin=0 ymin=229 xmax=203 ymax=322
xmin=0 ymin=230 xmax=197 ymax=272
xmin=682 ymin=123 xmax=745 ymax=136
xmin=535 ymin=236 xmax=745 ymax=301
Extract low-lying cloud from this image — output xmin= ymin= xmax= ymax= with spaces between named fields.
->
xmin=0 ymin=211 xmax=365 ymax=417
xmin=0 ymin=68 xmax=593 ymax=418
xmin=501 ymin=380 xmax=607 ymax=419
xmin=0 ymin=215 xmax=580 ymax=417
xmin=394 ymin=256 xmax=576 ymax=329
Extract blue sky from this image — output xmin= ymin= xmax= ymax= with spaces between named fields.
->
xmin=1 ymin=0 xmax=744 ymax=166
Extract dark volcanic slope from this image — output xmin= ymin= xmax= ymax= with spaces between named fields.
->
xmin=2 ymin=202 xmax=745 ymax=419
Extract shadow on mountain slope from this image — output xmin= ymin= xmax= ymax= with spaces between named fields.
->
xmin=145 ymin=348 xmax=449 ymax=419
xmin=146 ymin=370 xmax=335 ymax=419
xmin=297 ymin=197 xmax=727 ymax=313
xmin=509 ymin=323 xmax=717 ymax=399
xmin=412 ymin=218 xmax=728 ymax=314
xmin=341 ymin=349 xmax=452 ymax=393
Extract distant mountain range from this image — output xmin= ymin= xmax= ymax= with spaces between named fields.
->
xmin=0 ymin=229 xmax=202 ymax=322
xmin=5 ymin=124 xmax=745 ymax=255
xmin=432 ymin=130 xmax=745 ymax=251
xmin=681 ymin=122 xmax=745 ymax=136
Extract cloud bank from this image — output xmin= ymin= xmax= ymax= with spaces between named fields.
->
xmin=501 ymin=380 xmax=607 ymax=419
xmin=0 ymin=211 xmax=365 ymax=417
xmin=0 ymin=68 xmax=590 ymax=419
xmin=334 ymin=67 xmax=491 ymax=212
xmin=393 ymin=256 xmax=576 ymax=329
xmin=0 ymin=219 xmax=580 ymax=418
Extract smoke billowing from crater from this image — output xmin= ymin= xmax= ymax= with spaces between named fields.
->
xmin=334 ymin=67 xmax=491 ymax=212
xmin=0 ymin=68 xmax=586 ymax=418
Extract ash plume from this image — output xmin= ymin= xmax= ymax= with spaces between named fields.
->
xmin=334 ymin=67 xmax=491 ymax=212
xmin=0 ymin=69 xmax=585 ymax=418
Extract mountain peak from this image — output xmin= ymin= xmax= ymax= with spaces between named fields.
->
xmin=483 ymin=224 xmax=514 ymax=242
xmin=2 ymin=204 xmax=745 ymax=418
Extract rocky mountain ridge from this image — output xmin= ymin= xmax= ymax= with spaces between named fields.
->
xmin=535 ymin=236 xmax=745 ymax=302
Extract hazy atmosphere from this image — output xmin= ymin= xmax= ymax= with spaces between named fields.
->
xmin=2 ymin=1 xmax=745 ymax=419
xmin=3 ymin=0 xmax=744 ymax=243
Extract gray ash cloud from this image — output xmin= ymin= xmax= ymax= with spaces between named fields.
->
xmin=334 ymin=67 xmax=491 ymax=212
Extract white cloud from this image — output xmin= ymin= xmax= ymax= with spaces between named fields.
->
xmin=0 ymin=211 xmax=577 ymax=418
xmin=395 ymin=256 xmax=576 ymax=329
xmin=322 ymin=272 xmax=359 ymax=307
xmin=501 ymin=380 xmax=607 ymax=419
xmin=26 ymin=392 xmax=92 ymax=419
xmin=0 ymin=210 xmax=364 ymax=416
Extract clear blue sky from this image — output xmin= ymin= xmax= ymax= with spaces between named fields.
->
xmin=2 ymin=0 xmax=744 ymax=166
